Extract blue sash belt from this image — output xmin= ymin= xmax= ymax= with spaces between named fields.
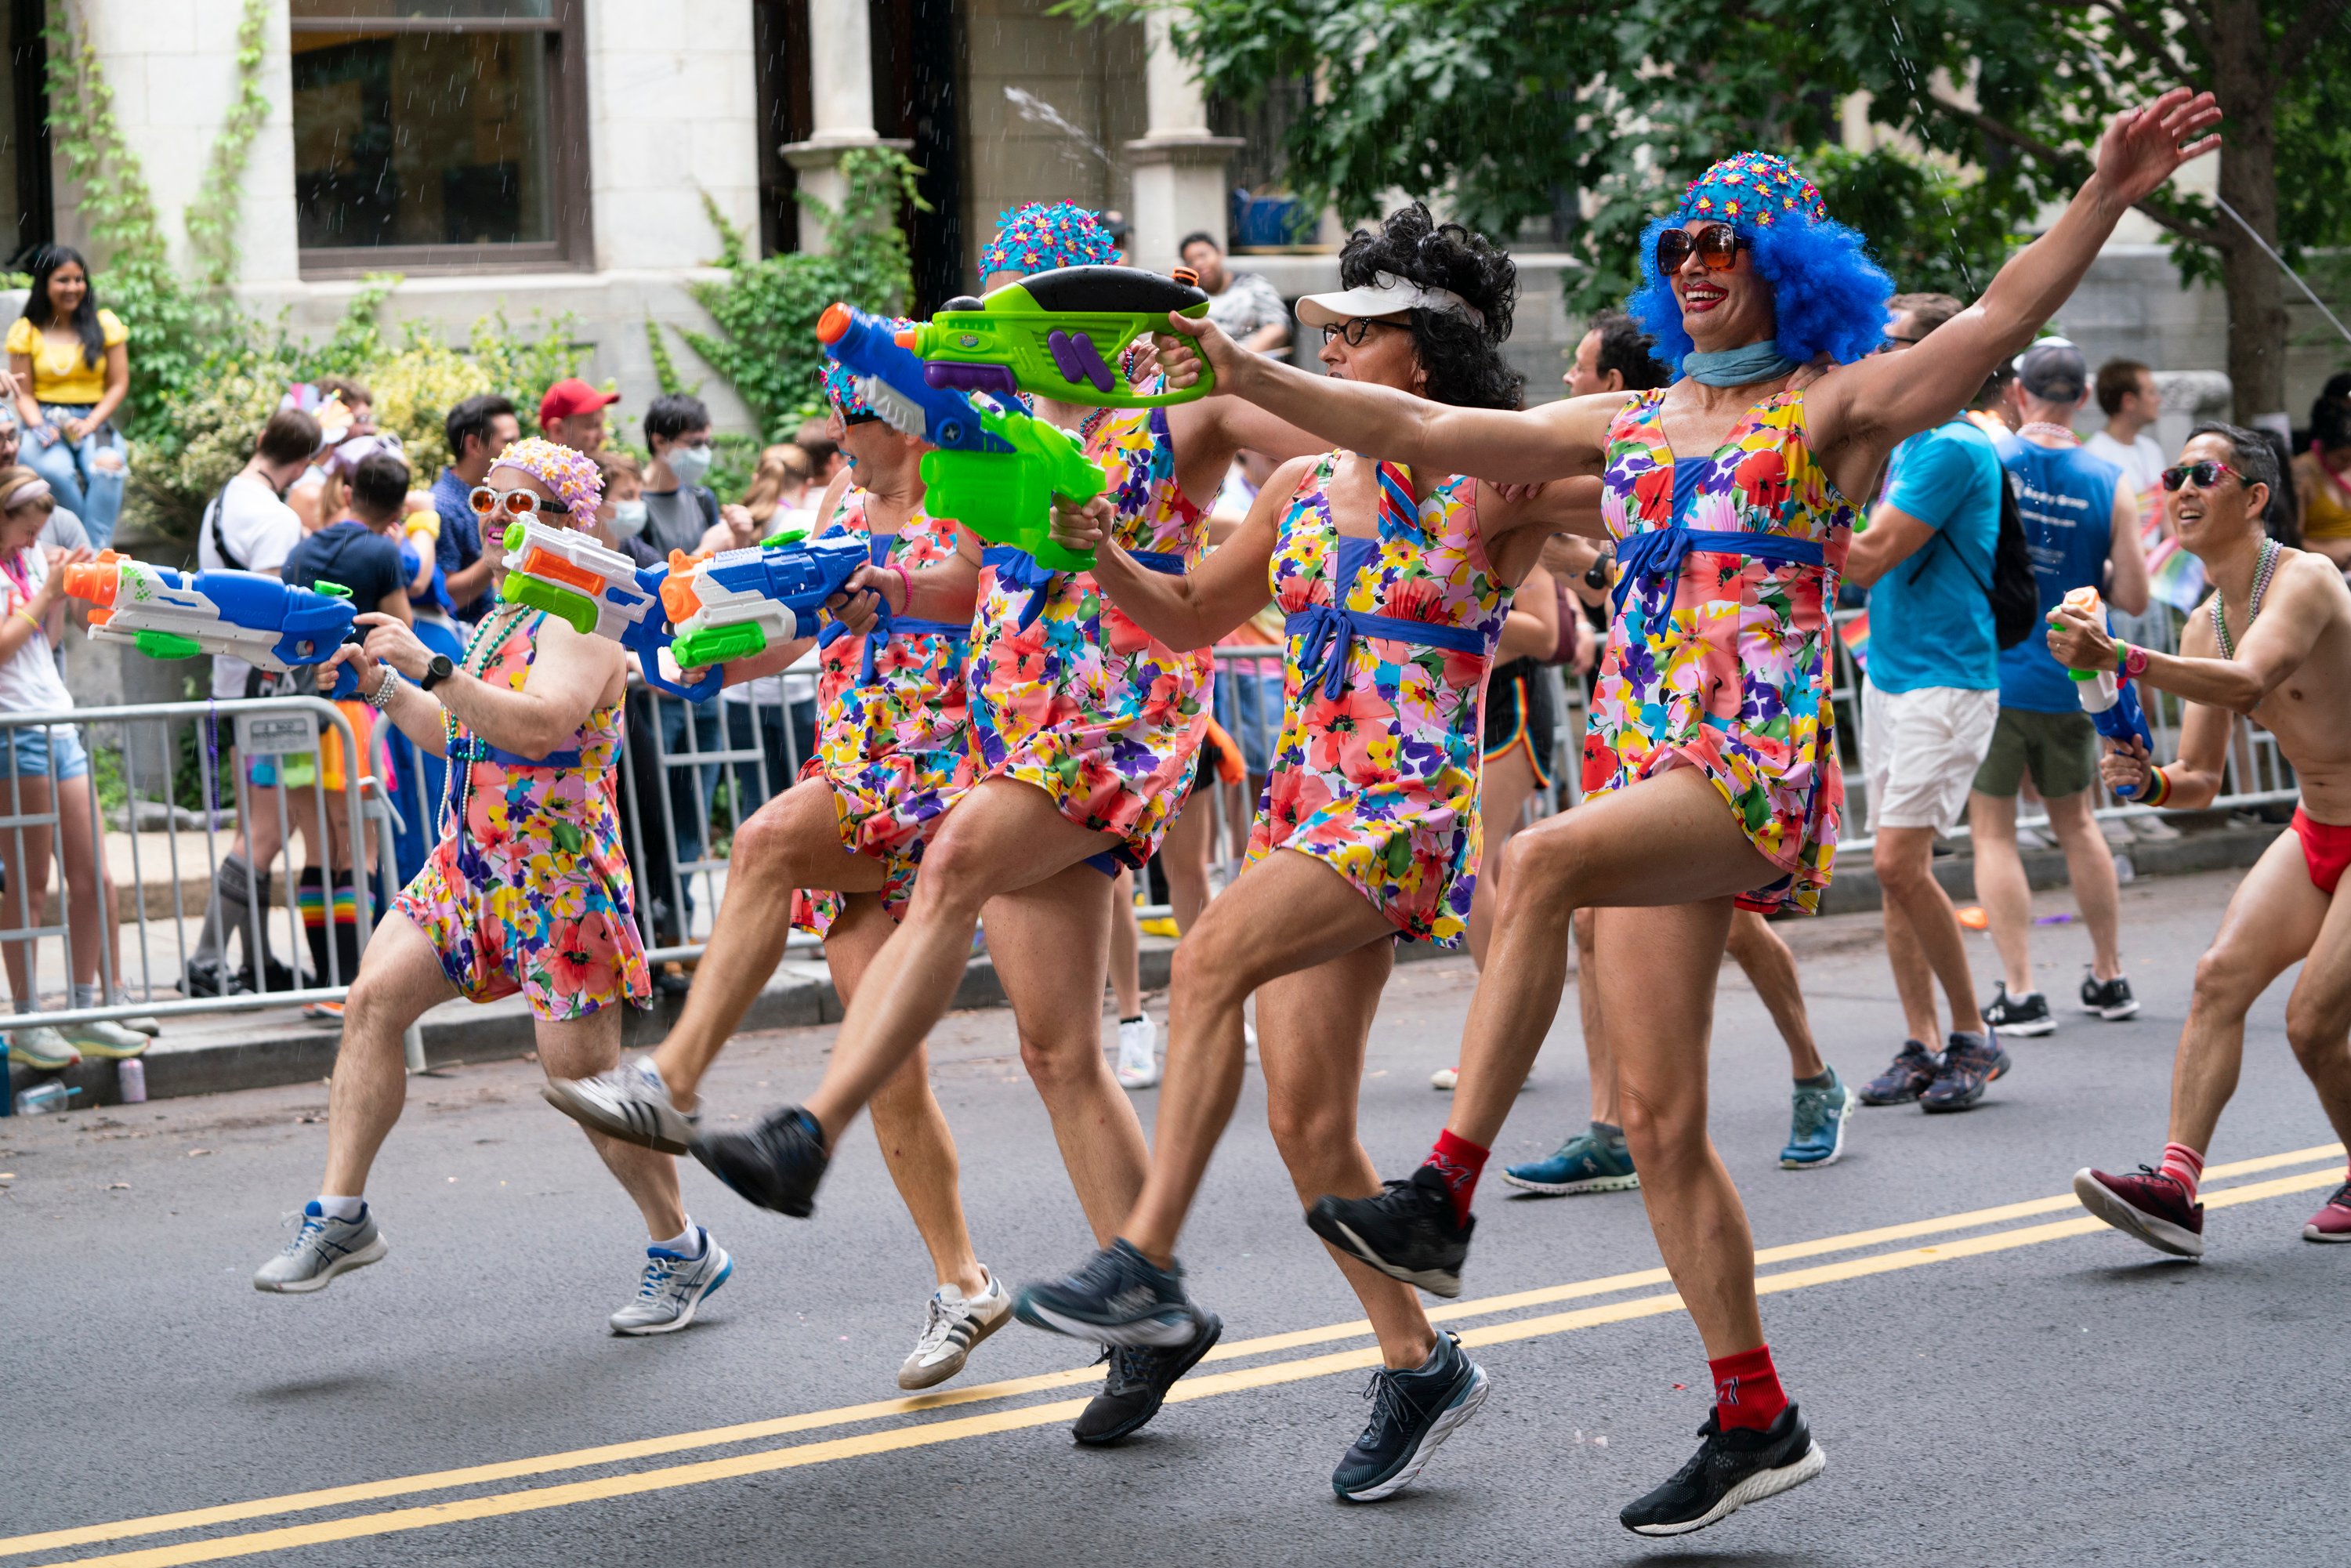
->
xmin=983 ymin=545 xmax=1187 ymax=633
xmin=817 ymin=614 xmax=971 ymax=686
xmin=1284 ymin=603 xmax=1488 ymax=700
xmin=449 ymin=736 xmax=582 ymax=770
xmin=1610 ymin=527 xmax=1825 ymax=621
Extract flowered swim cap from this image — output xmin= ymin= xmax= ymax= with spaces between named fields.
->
xmin=823 ymin=316 xmax=918 ymax=417
xmin=976 ymin=203 xmax=1118 ymax=280
xmin=1676 ymin=151 xmax=1828 ymax=233
xmin=491 ymin=436 xmax=603 ymax=527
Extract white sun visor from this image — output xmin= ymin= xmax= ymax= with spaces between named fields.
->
xmin=1294 ymin=270 xmax=1484 ymax=330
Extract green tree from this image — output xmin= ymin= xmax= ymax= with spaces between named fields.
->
xmin=1135 ymin=0 xmax=2350 ymax=418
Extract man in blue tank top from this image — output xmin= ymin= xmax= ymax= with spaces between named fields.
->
xmin=1969 ymin=341 xmax=2149 ymax=1037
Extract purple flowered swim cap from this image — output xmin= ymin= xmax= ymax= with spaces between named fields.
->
xmin=1675 ymin=151 xmax=1828 ymax=234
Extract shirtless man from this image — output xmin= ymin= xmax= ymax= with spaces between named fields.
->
xmin=2056 ymin=422 xmax=2351 ymax=1255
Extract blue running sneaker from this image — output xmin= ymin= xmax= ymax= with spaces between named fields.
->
xmin=1332 ymin=1331 xmax=1491 ymax=1502
xmin=1502 ymin=1130 xmax=1639 ymax=1195
xmin=1015 ymin=1239 xmax=1203 ymax=1348
xmin=607 ymin=1228 xmax=733 ymax=1335
xmin=1780 ymin=1069 xmax=1853 ymax=1169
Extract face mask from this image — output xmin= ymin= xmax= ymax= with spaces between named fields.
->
xmin=665 ymin=443 xmax=713 ymax=484
xmin=609 ymin=499 xmax=647 ymax=538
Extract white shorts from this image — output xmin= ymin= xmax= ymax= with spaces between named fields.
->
xmin=1861 ymin=679 xmax=1999 ymax=836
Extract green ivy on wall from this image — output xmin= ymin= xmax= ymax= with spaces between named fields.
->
xmin=184 ymin=0 xmax=273 ymax=294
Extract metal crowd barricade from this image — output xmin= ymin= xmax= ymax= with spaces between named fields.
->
xmin=0 ymin=695 xmax=381 ymax=1039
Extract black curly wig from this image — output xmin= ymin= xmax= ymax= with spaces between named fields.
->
xmin=1335 ymin=203 xmax=1524 ymax=411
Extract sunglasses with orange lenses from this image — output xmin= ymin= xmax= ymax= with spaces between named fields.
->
xmin=1655 ymin=223 xmax=1744 ymax=274
xmin=469 ymin=484 xmax=557 ymax=521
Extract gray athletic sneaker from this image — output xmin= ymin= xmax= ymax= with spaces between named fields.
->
xmin=254 ymin=1201 xmax=389 ymax=1294
xmin=899 ymin=1269 xmax=1012 ymax=1390
xmin=608 ymin=1229 xmax=733 ymax=1335
xmin=542 ymin=1056 xmax=701 ymax=1153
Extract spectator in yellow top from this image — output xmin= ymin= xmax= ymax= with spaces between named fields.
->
xmin=5 ymin=247 xmax=129 ymax=548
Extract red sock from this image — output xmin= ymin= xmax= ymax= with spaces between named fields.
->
xmin=1422 ymin=1130 xmax=1489 ymax=1226
xmin=1708 ymin=1344 xmax=1789 ymax=1432
xmin=2159 ymin=1142 xmax=2205 ymax=1204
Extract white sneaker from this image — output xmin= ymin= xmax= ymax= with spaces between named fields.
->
xmin=255 ymin=1201 xmax=388 ymax=1293
xmin=898 ymin=1269 xmax=1012 ymax=1389
xmin=7 ymin=1026 xmax=79 ymax=1070
xmin=542 ymin=1056 xmax=701 ymax=1153
xmin=608 ymin=1228 xmax=733 ymax=1335
xmin=111 ymin=990 xmax=161 ymax=1035
xmin=66 ymin=1018 xmax=150 ymax=1059
xmin=1115 ymin=1016 xmax=1160 ymax=1088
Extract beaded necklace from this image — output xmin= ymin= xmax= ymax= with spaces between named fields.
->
xmin=437 ymin=603 xmax=535 ymax=839
xmin=2018 ymin=422 xmax=2079 ymax=446
xmin=2209 ymin=536 xmax=2280 ymax=660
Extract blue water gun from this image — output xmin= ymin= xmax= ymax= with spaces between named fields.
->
xmin=2059 ymin=587 xmax=2157 ymax=801
xmin=817 ymin=302 xmax=1107 ymax=573
xmin=661 ymin=531 xmax=877 ymax=673
xmin=495 ymin=520 xmax=721 ymax=701
xmin=66 ymin=550 xmax=361 ymax=697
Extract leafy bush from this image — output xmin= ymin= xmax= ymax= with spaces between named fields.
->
xmin=671 ymin=149 xmax=925 ymax=443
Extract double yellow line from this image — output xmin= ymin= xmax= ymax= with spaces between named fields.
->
xmin=12 ymin=1142 xmax=2343 ymax=1568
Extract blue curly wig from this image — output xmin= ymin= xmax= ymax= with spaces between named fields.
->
xmin=1625 ymin=151 xmax=1893 ymax=380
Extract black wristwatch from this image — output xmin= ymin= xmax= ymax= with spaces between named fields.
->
xmin=418 ymin=654 xmax=455 ymax=693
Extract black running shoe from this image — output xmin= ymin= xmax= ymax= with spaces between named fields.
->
xmin=1014 ymin=1239 xmax=1201 ymax=1348
xmin=689 ymin=1106 xmax=828 ymax=1216
xmin=1856 ymin=1040 xmax=1939 ymax=1106
xmin=1331 ymin=1331 xmax=1490 ymax=1503
xmin=2080 ymin=969 xmax=2139 ymax=1020
xmin=1983 ymin=983 xmax=2055 ymax=1037
xmin=1306 ymin=1165 xmax=1473 ymax=1298
xmin=1920 ymin=1030 xmax=2009 ymax=1114
xmin=1070 ymin=1309 xmax=1223 ymax=1445
xmin=1620 ymin=1403 xmax=1827 ymax=1537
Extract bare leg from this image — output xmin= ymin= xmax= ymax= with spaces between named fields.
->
xmin=829 ymin=895 xmax=987 ymax=1296
xmin=2166 ymin=833 xmax=2326 ymax=1151
xmin=1967 ymin=791 xmax=2036 ymax=997
xmin=2278 ymin=878 xmax=2351 ymax=1156
xmin=1879 ymin=884 xmax=1942 ymax=1044
xmin=1442 ymin=767 xmax=1780 ymax=1151
xmin=1576 ymin=907 xmax=1619 ymax=1125
xmin=984 ymin=861 xmax=1150 ymax=1242
xmin=1724 ymin=909 xmax=1823 ymax=1079
xmin=802 ymin=779 xmax=1124 ymax=1140
xmin=1602 ymin=897 xmax=1763 ymax=1358
xmin=1872 ymin=825 xmax=1985 ymax=1038
xmin=650 ymin=777 xmax=885 ymax=1106
xmin=1159 ymin=788 xmax=1215 ymax=934
xmin=1125 ymin=849 xmax=1403 ymax=1262
xmin=319 ymin=913 xmax=462 ymax=1195
xmin=53 ymin=775 xmax=125 ymax=989
xmin=2044 ymin=789 xmax=2125 ymax=983
xmin=1259 ymin=942 xmax=1437 ymax=1371
xmin=1468 ymin=747 xmax=1537 ymax=971
xmin=537 ymin=1005 xmax=685 ymax=1240
xmin=1108 ymin=867 xmax=1143 ymax=1018
xmin=0 ymin=774 xmax=53 ymax=1005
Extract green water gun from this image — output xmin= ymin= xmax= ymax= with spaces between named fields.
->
xmin=919 ymin=404 xmax=1107 ymax=574
xmin=897 ymin=265 xmax=1215 ymax=408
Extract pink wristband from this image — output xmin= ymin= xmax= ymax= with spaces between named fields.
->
xmin=888 ymin=563 xmax=914 ymax=610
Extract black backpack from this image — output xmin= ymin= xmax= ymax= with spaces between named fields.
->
xmin=1908 ymin=462 xmax=2041 ymax=650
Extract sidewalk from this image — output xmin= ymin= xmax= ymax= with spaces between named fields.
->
xmin=13 ymin=813 xmax=2285 ymax=1110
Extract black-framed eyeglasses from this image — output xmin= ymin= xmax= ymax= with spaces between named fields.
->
xmin=1873 ymin=333 xmax=1926 ymax=355
xmin=2161 ymin=460 xmax=2244 ymax=491
xmin=1319 ymin=318 xmax=1394 ymax=348
xmin=1655 ymin=223 xmax=1745 ymax=274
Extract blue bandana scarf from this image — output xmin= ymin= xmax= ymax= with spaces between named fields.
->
xmin=1683 ymin=342 xmax=1800 ymax=387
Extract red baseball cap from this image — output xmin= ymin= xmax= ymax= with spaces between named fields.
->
xmin=539 ymin=377 xmax=620 ymax=427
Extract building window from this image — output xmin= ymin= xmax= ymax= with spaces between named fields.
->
xmin=291 ymin=0 xmax=588 ymax=274
xmin=2 ymin=0 xmax=53 ymax=265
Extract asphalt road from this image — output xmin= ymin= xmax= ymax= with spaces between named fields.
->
xmin=5 ymin=867 xmax=2347 ymax=1567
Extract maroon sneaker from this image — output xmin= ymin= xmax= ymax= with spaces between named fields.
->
xmin=2302 ymin=1179 xmax=2351 ymax=1244
xmin=2074 ymin=1165 xmax=2205 ymax=1258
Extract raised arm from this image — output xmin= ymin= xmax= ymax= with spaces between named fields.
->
xmin=1496 ymin=563 xmax=1560 ymax=662
xmin=2104 ymin=482 xmax=2150 ymax=616
xmin=1156 ymin=313 xmax=1626 ymax=485
xmin=2048 ymin=549 xmax=2341 ymax=714
xmin=1810 ymin=89 xmax=2220 ymax=462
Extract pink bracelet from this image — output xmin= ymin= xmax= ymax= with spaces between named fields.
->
xmin=888 ymin=563 xmax=914 ymax=610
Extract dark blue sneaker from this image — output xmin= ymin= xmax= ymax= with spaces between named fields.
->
xmin=1502 ymin=1129 xmax=1639 ymax=1195
xmin=1014 ymin=1239 xmax=1201 ymax=1348
xmin=1306 ymin=1164 xmax=1473 ymax=1298
xmin=1331 ymin=1331 xmax=1490 ymax=1502
xmin=1856 ymin=1040 xmax=1938 ymax=1106
xmin=1070 ymin=1311 xmax=1224 ymax=1445
xmin=1920 ymin=1030 xmax=2009 ymax=1114
xmin=690 ymin=1106 xmax=828 ymax=1216
xmin=1620 ymin=1403 xmax=1826 ymax=1536
xmin=1780 ymin=1069 xmax=1853 ymax=1168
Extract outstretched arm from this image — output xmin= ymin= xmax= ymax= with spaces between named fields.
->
xmin=1810 ymin=89 xmax=2221 ymax=466
xmin=1156 ymin=313 xmax=1627 ymax=484
xmin=1045 ymin=462 xmax=1298 ymax=650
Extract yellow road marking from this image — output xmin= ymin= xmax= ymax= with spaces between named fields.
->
xmin=29 ymin=1154 xmax=2344 ymax=1568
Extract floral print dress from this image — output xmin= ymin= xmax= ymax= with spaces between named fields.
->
xmin=397 ymin=606 xmax=651 ymax=1018
xmin=790 ymin=488 xmax=976 ymax=935
xmin=1248 ymin=454 xmax=1512 ymax=946
xmin=966 ymin=406 xmax=1211 ymax=871
xmin=1582 ymin=388 xmax=1852 ymax=914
